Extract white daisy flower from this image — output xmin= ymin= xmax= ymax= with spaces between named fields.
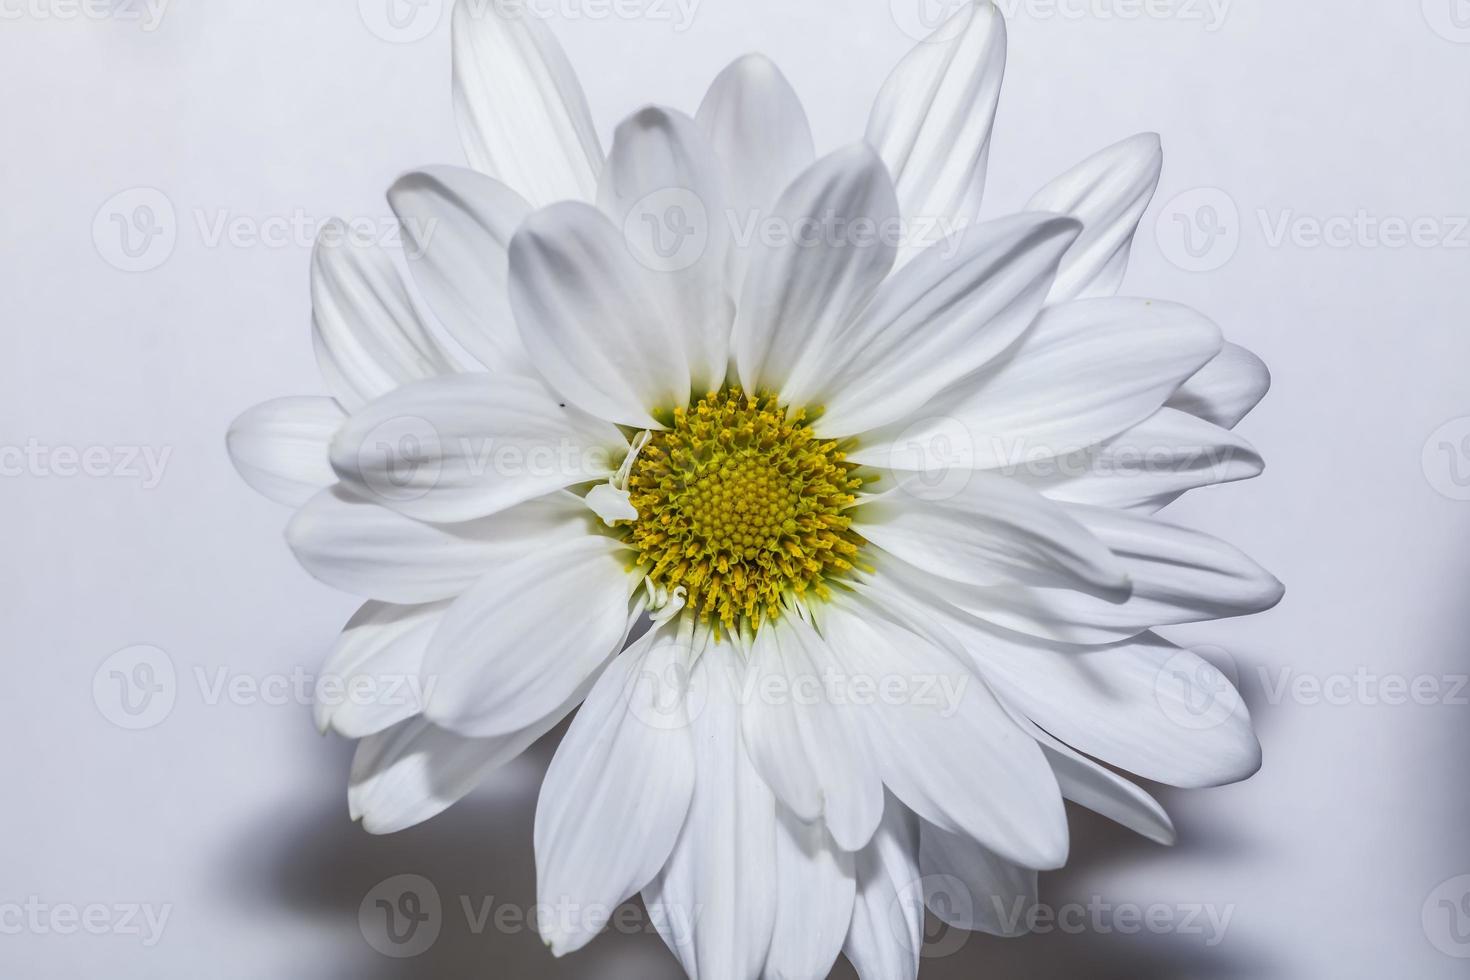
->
xmin=227 ymin=1 xmax=1282 ymax=976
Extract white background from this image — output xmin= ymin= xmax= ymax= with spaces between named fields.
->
xmin=2 ymin=0 xmax=1467 ymax=976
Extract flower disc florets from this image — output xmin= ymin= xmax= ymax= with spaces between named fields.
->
xmin=624 ymin=389 xmax=866 ymax=630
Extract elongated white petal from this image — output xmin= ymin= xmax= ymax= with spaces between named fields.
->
xmin=1027 ymin=133 xmax=1164 ymax=303
xmin=868 ymin=572 xmax=1261 ymax=788
xmin=535 ymin=624 xmax=697 ymax=956
xmin=852 ymin=297 xmax=1222 ymax=471
xmin=818 ymin=592 xmax=1069 ymax=870
xmin=866 ymin=0 xmax=1006 ymax=259
xmin=287 ymin=487 xmax=594 ymax=603
xmin=310 ymin=222 xmax=456 ymax=410
xmin=645 ymin=654 xmax=777 ymax=980
xmin=423 ymin=534 xmax=637 ymax=737
xmin=696 ymin=54 xmax=815 ymax=293
xmin=597 ymin=106 xmax=733 ymax=392
xmin=894 ymin=503 xmax=1282 ymax=645
xmin=852 ymin=471 xmax=1130 ymax=597
xmin=1169 ymin=341 xmax=1271 ymax=429
xmin=451 ymin=0 xmax=601 ymax=205
xmin=316 ymin=600 xmax=449 ymax=738
xmin=350 ymin=705 xmax=575 ymax=834
xmin=765 ymin=811 xmax=856 ymax=980
xmin=843 ymin=796 xmax=922 ymax=980
xmin=1009 ymin=407 xmax=1263 ymax=513
xmin=227 ymin=397 xmax=342 ymax=507
xmin=330 ymin=373 xmax=625 ymax=522
xmin=742 ymin=616 xmax=884 ymax=851
xmin=815 ymin=214 xmax=1080 ymax=437
xmin=1023 ymin=719 xmax=1175 ymax=845
xmin=509 ymin=201 xmax=691 ymax=427
xmin=919 ymin=820 xmax=1037 ymax=937
xmin=389 ymin=166 xmax=532 ymax=373
xmin=732 ymin=144 xmax=899 ymax=404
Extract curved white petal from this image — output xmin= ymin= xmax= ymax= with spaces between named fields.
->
xmin=732 ymin=144 xmax=899 ymax=405
xmin=1168 ymin=341 xmax=1271 ymax=429
xmin=644 ymin=653 xmax=777 ymax=980
xmin=1024 ymin=719 xmax=1175 ymax=846
xmin=814 ymin=214 xmax=1080 ymax=437
xmin=1027 ymin=133 xmax=1164 ymax=303
xmin=330 ymin=373 xmax=626 ymax=522
xmin=226 ymin=396 xmax=342 ymax=507
xmin=742 ymin=616 xmax=884 ymax=852
xmin=535 ymin=623 xmax=697 ymax=956
xmin=918 ymin=820 xmax=1036 ymax=937
xmin=451 ymin=0 xmax=601 ymax=206
xmin=422 ymin=533 xmax=638 ymax=737
xmin=509 ymin=201 xmax=691 ymax=427
xmin=349 ymin=704 xmax=575 ymax=835
xmin=316 ymin=600 xmax=450 ymax=738
xmin=852 ymin=471 xmax=1130 ymax=597
xmin=286 ymin=487 xmax=594 ymax=603
xmin=1009 ymin=407 xmax=1264 ymax=513
xmin=852 ymin=297 xmax=1223 ymax=471
xmin=696 ymin=54 xmax=815 ymax=293
xmin=865 ymin=0 xmax=1006 ymax=261
xmin=389 ymin=166 xmax=533 ymax=373
xmin=867 ymin=572 xmax=1261 ymax=789
xmin=764 ymin=811 xmax=856 ymax=980
xmin=597 ymin=106 xmax=733 ymax=393
xmin=817 ymin=591 xmax=1069 ymax=870
xmin=842 ymin=797 xmax=923 ymax=980
xmin=310 ymin=222 xmax=457 ymax=410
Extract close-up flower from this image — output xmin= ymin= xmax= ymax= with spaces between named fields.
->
xmin=225 ymin=1 xmax=1287 ymax=976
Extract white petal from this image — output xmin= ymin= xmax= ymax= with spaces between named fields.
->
xmin=535 ymin=624 xmax=697 ymax=956
xmin=350 ymin=707 xmax=573 ymax=835
xmin=696 ymin=54 xmax=815 ymax=292
xmin=892 ymin=503 xmax=1282 ymax=645
xmin=389 ymin=166 xmax=533 ymax=373
xmin=1027 ymin=133 xmax=1164 ymax=303
xmin=865 ymin=0 xmax=1006 ymax=260
xmin=584 ymin=482 xmax=637 ymax=525
xmin=226 ymin=396 xmax=341 ymax=507
xmin=509 ymin=202 xmax=691 ymax=427
xmin=1168 ymin=341 xmax=1271 ymax=429
xmin=286 ymin=487 xmax=594 ymax=603
xmin=842 ymin=796 xmax=922 ymax=980
xmin=818 ymin=591 xmax=1069 ymax=870
xmin=451 ymin=0 xmax=601 ymax=206
xmin=316 ymin=600 xmax=449 ymax=738
xmin=869 ymin=574 xmax=1261 ymax=789
xmin=645 ymin=653 xmax=777 ymax=980
xmin=814 ymin=213 xmax=1080 ymax=437
xmin=852 ymin=296 xmax=1223 ymax=471
xmin=309 ymin=222 xmax=457 ymax=410
xmin=732 ymin=144 xmax=899 ymax=405
xmin=764 ymin=811 xmax=856 ymax=980
xmin=852 ymin=471 xmax=1130 ymax=597
xmin=742 ymin=616 xmax=885 ymax=851
xmin=1009 ymin=407 xmax=1264 ymax=513
xmin=423 ymin=533 xmax=638 ymax=737
xmin=918 ymin=820 xmax=1037 ymax=937
xmin=330 ymin=373 xmax=626 ymax=522
xmin=597 ymin=106 xmax=733 ymax=392
xmin=1023 ymin=719 xmax=1175 ymax=846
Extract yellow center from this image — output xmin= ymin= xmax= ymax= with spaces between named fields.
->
xmin=623 ymin=389 xmax=866 ymax=630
